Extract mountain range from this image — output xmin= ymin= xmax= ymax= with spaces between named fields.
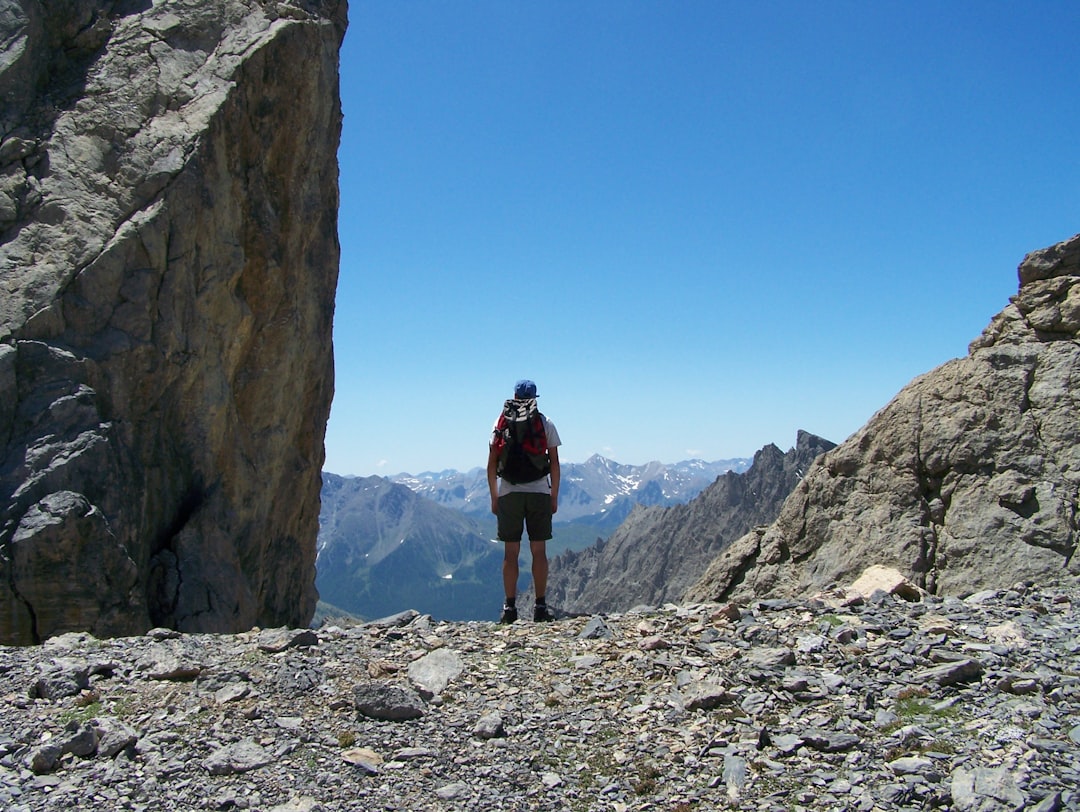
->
xmin=317 ymin=455 xmax=751 ymax=621
xmin=317 ymin=474 xmax=502 ymax=622
xmin=314 ymin=234 xmax=1080 ymax=625
xmin=543 ymin=431 xmax=836 ymax=614
xmin=391 ymin=454 xmax=750 ymax=526
xmin=5 ymin=0 xmax=1076 ymax=664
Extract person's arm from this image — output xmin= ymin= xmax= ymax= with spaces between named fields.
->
xmin=548 ymin=446 xmax=560 ymax=515
xmin=487 ymin=444 xmax=500 ymax=515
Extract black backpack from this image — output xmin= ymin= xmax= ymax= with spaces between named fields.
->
xmin=493 ymin=399 xmax=550 ymax=484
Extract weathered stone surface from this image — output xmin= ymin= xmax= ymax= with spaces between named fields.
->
xmin=547 ymin=431 xmax=835 ymax=614
xmin=353 ymin=683 xmax=426 ymax=721
xmin=341 ymin=746 xmax=383 ymax=774
xmin=848 ymin=564 xmax=924 ymax=602
xmin=951 ymin=765 xmax=1026 ymax=812
xmin=1 ymin=587 xmax=1076 ymax=811
xmin=257 ymin=628 xmax=320 ymax=653
xmin=472 ymin=711 xmax=505 ymax=739
xmin=687 ymin=234 xmax=1080 ymax=604
xmin=0 ymin=0 xmax=347 ymax=643
xmin=407 ymin=647 xmax=464 ymax=699
xmin=203 ymin=738 xmax=273 ymax=776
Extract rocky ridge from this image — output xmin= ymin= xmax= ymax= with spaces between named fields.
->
xmin=546 ymin=431 xmax=835 ymax=616
xmin=688 ymin=234 xmax=1080 ymax=606
xmin=0 ymin=0 xmax=347 ymax=643
xmin=0 ymin=575 xmax=1077 ymax=811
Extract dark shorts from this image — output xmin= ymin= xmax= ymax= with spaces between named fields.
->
xmin=497 ymin=491 xmax=552 ymax=543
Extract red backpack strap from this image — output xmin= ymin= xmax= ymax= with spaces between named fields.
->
xmin=522 ymin=410 xmax=548 ymax=455
xmin=491 ymin=405 xmax=512 ymax=453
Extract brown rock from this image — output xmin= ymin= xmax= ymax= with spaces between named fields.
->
xmin=0 ymin=1 xmax=348 ymax=643
xmin=848 ymin=565 xmax=923 ymax=602
xmin=687 ymin=234 xmax=1080 ymax=604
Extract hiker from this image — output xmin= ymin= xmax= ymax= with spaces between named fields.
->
xmin=487 ymin=379 xmax=561 ymax=623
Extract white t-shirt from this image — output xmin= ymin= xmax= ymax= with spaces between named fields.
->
xmin=491 ymin=414 xmax=561 ymax=496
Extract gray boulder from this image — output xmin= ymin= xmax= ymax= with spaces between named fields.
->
xmin=687 ymin=234 xmax=1080 ymax=603
xmin=0 ymin=0 xmax=347 ymax=643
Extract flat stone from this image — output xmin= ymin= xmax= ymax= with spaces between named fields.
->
xmin=407 ymin=648 xmax=464 ymax=698
xmin=257 ymin=628 xmax=318 ymax=653
xmin=202 ymin=739 xmax=272 ymax=775
xmin=951 ymin=765 xmax=1025 ymax=811
xmin=745 ymin=647 xmax=796 ymax=669
xmin=342 ymin=747 xmax=383 ymax=774
xmin=913 ymin=658 xmax=984 ymax=686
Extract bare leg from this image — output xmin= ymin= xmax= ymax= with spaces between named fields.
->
xmin=530 ymin=540 xmax=548 ymax=599
xmin=502 ymin=541 xmax=521 ymax=600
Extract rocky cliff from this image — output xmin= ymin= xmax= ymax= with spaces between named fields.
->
xmin=0 ymin=0 xmax=347 ymax=644
xmin=687 ymin=234 xmax=1080 ymax=605
xmin=545 ymin=431 xmax=836 ymax=615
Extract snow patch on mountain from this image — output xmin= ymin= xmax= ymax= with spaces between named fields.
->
xmin=386 ymin=456 xmax=752 ymax=525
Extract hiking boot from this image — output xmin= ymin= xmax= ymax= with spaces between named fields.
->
xmin=499 ymin=605 xmax=518 ymax=624
xmin=533 ymin=604 xmax=555 ymax=622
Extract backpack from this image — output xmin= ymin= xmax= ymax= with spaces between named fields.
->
xmin=493 ymin=398 xmax=550 ymax=484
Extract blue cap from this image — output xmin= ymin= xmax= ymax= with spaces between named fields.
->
xmin=514 ymin=379 xmax=538 ymax=398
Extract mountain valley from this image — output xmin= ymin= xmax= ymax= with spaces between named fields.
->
xmin=317 ymin=455 xmax=751 ymax=621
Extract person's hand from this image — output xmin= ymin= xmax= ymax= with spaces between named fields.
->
xmin=491 ymin=496 xmax=499 ymax=516
xmin=551 ymin=495 xmax=558 ymax=515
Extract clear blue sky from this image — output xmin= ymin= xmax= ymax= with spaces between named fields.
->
xmin=325 ymin=1 xmax=1079 ymax=477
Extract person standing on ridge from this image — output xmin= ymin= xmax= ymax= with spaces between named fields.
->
xmin=487 ymin=379 xmax=561 ymax=623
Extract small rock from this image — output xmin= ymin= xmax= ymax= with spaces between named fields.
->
xmin=578 ymin=617 xmax=613 ymax=639
xmin=29 ymin=659 xmax=89 ymax=700
xmin=889 ymin=756 xmax=935 ymax=776
xmin=848 ymin=565 xmax=923 ymax=602
xmin=407 ymin=648 xmax=464 ymax=698
xmin=913 ymin=658 xmax=984 ymax=686
xmin=682 ymin=682 xmax=729 ymax=711
xmin=801 ymin=730 xmax=860 ymax=752
xmin=639 ymin=635 xmax=670 ymax=650
xmin=745 ymin=647 xmax=796 ymax=669
xmin=203 ymin=739 xmax=272 ymax=776
xmin=342 ymin=747 xmax=383 ymax=774
xmin=215 ymin=683 xmax=251 ymax=704
xmin=366 ymin=610 xmax=420 ymax=629
xmin=772 ymin=734 xmax=804 ymax=755
xmin=257 ymin=628 xmax=319 ymax=653
xmin=27 ymin=743 xmax=63 ymax=774
xmin=434 ymin=782 xmax=471 ymax=800
xmin=94 ymin=717 xmax=138 ymax=758
xmin=61 ymin=720 xmax=99 ymax=757
xmin=392 ymin=747 xmax=435 ymax=761
xmin=353 ymin=683 xmax=425 ymax=721
xmin=951 ymin=765 xmax=1025 ymax=812
xmin=473 ymin=712 xmax=505 ymax=739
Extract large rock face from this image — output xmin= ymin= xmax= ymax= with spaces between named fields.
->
xmin=687 ymin=234 xmax=1080 ymax=604
xmin=545 ymin=432 xmax=835 ymax=614
xmin=0 ymin=0 xmax=347 ymax=644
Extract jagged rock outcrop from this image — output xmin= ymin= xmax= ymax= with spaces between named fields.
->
xmin=545 ymin=431 xmax=836 ymax=614
xmin=687 ymin=234 xmax=1080 ymax=605
xmin=0 ymin=0 xmax=347 ymax=644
